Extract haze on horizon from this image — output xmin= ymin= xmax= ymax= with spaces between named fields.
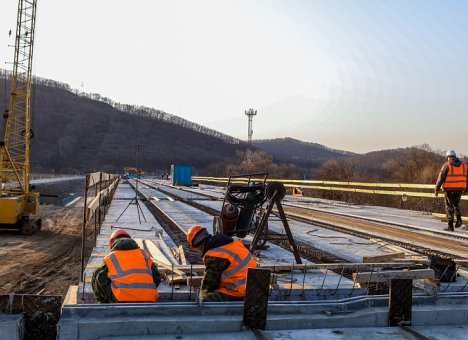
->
xmin=0 ymin=0 xmax=467 ymax=155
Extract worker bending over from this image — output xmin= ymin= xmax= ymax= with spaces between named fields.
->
xmin=186 ymin=225 xmax=257 ymax=302
xmin=92 ymin=229 xmax=161 ymax=303
xmin=435 ymin=150 xmax=468 ymax=231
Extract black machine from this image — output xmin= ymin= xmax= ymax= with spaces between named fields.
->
xmin=213 ymin=172 xmax=302 ymax=264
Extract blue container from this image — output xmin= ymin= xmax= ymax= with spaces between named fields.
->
xmin=171 ymin=165 xmax=192 ymax=186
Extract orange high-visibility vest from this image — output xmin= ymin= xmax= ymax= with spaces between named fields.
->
xmin=443 ymin=162 xmax=468 ymax=191
xmin=202 ymin=240 xmax=257 ymax=297
xmin=105 ymin=248 xmax=159 ymax=302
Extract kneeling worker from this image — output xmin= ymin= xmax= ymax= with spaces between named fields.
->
xmin=92 ymin=229 xmax=161 ymax=303
xmin=186 ymin=225 xmax=257 ymax=302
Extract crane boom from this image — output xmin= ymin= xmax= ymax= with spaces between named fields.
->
xmin=0 ymin=0 xmax=40 ymax=233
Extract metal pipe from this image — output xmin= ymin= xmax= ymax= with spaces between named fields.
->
xmin=318 ymin=267 xmax=329 ymax=296
xmin=330 ymin=266 xmax=345 ymax=296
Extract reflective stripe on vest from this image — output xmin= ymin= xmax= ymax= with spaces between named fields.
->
xmin=108 ymin=249 xmax=151 ymax=280
xmin=105 ymin=248 xmax=159 ymax=302
xmin=225 ymin=277 xmax=246 ymax=291
xmin=203 ymin=240 xmax=257 ymax=297
xmin=443 ymin=162 xmax=468 ymax=190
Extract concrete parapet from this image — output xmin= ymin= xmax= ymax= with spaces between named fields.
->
xmin=58 ymin=294 xmax=468 ymax=339
xmin=0 ymin=314 xmax=25 ymax=340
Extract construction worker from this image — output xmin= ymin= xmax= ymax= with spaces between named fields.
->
xmin=186 ymin=225 xmax=257 ymax=302
xmin=435 ymin=150 xmax=468 ymax=231
xmin=91 ymin=229 xmax=161 ymax=303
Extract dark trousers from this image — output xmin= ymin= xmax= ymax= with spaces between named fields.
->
xmin=444 ymin=191 xmax=462 ymax=223
xmin=202 ymin=291 xmax=244 ymax=302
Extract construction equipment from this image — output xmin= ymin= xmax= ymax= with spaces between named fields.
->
xmin=0 ymin=0 xmax=41 ymax=234
xmin=121 ymin=167 xmax=144 ymax=179
xmin=213 ymin=172 xmax=302 ymax=264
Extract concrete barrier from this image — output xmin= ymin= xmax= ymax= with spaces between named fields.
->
xmin=0 ymin=314 xmax=25 ymax=340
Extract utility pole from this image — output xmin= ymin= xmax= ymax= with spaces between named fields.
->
xmin=245 ymin=108 xmax=257 ymax=145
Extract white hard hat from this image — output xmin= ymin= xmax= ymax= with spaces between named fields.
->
xmin=446 ymin=150 xmax=456 ymax=157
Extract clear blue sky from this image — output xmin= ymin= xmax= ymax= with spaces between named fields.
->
xmin=1 ymin=0 xmax=467 ymax=155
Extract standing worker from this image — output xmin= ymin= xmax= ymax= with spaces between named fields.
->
xmin=92 ymin=229 xmax=161 ymax=303
xmin=186 ymin=225 xmax=257 ymax=302
xmin=434 ymin=150 xmax=468 ymax=231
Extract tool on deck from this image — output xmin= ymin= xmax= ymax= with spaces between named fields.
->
xmin=213 ymin=172 xmax=302 ymax=264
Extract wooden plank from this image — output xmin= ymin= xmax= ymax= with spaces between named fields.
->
xmin=186 ymin=276 xmax=203 ymax=287
xmin=178 ymin=245 xmax=188 ymax=266
xmin=151 ymin=259 xmax=186 ymax=277
xmin=85 ymin=180 xmax=118 ymax=221
xmin=165 ymin=275 xmax=187 ymax=285
xmin=63 ymin=285 xmax=78 ymax=305
xmin=134 ymin=238 xmax=145 ymax=250
xmin=87 ymin=172 xmax=102 ymax=187
xmin=193 ymin=176 xmax=436 ymax=189
xmin=156 ymin=236 xmax=179 ymax=266
xmin=393 ymin=258 xmax=430 ymax=265
xmin=454 ymin=259 xmax=468 ymax=266
xmin=85 ymin=263 xmax=102 ymax=268
xmin=363 ymin=252 xmax=406 ymax=263
xmin=353 ymin=269 xmax=435 ymax=284
xmin=145 ymin=240 xmax=172 ymax=266
xmin=171 ymin=247 xmax=180 ymax=265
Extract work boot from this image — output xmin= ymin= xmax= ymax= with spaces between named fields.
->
xmin=445 ymin=221 xmax=454 ymax=231
xmin=455 ymin=214 xmax=462 ymax=228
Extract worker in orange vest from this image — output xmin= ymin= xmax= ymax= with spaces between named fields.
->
xmin=435 ymin=150 xmax=468 ymax=231
xmin=91 ymin=229 xmax=161 ymax=303
xmin=186 ymin=225 xmax=257 ymax=302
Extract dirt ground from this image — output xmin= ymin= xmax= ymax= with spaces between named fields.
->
xmin=0 ymin=202 xmax=93 ymax=297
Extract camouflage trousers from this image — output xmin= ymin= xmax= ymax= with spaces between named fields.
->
xmin=445 ymin=191 xmax=462 ymax=223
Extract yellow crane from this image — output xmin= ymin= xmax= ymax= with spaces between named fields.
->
xmin=0 ymin=0 xmax=41 ymax=234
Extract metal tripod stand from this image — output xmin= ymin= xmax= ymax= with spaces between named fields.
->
xmin=115 ymin=144 xmax=146 ymax=224
xmin=249 ymin=182 xmax=302 ymax=264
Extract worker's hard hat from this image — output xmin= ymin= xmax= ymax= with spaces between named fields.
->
xmin=446 ymin=150 xmax=457 ymax=158
xmin=187 ymin=225 xmax=210 ymax=249
xmin=109 ymin=229 xmax=131 ymax=249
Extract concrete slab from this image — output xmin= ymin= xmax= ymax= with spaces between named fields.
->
xmin=195 ymin=199 xmax=405 ymax=263
xmin=103 ymin=323 xmax=468 ymax=340
xmin=153 ymin=200 xmax=214 ymax=232
xmin=0 ymin=314 xmax=24 ymax=340
xmin=284 ymin=196 xmax=452 ymax=233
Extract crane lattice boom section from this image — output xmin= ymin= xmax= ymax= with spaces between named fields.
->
xmin=1 ymin=0 xmax=37 ymax=194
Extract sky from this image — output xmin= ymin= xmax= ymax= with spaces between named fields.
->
xmin=0 ymin=0 xmax=467 ymax=155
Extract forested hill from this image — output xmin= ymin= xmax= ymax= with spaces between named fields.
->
xmin=0 ymin=71 xmax=246 ymax=174
xmin=253 ymin=138 xmax=354 ymax=169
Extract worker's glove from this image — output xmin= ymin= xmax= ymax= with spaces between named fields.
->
xmin=197 ymin=290 xmax=204 ymax=305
